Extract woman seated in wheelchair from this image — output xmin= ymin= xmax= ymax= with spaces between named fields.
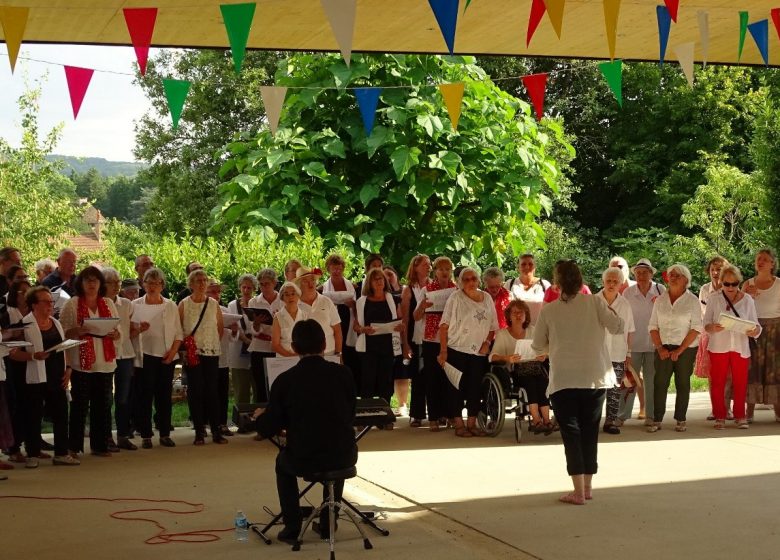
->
xmin=489 ymin=300 xmax=553 ymax=434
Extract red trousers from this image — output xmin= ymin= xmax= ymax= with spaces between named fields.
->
xmin=708 ymin=351 xmax=748 ymax=421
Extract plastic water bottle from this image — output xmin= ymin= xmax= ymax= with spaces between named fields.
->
xmin=234 ymin=510 xmax=248 ymax=542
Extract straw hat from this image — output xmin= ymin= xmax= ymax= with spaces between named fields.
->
xmin=631 ymin=258 xmax=657 ymax=276
xmin=293 ymin=266 xmax=323 ymax=285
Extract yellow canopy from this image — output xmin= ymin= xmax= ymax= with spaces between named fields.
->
xmin=0 ymin=0 xmax=775 ymax=66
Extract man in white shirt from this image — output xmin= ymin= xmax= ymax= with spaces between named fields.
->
xmin=620 ymin=259 xmax=665 ymax=426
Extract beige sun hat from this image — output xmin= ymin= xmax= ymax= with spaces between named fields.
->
xmin=631 ymin=258 xmax=657 ymax=276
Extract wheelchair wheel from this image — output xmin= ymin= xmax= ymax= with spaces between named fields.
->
xmin=477 ymin=372 xmax=506 ymax=436
xmin=514 ymin=416 xmax=523 ymax=443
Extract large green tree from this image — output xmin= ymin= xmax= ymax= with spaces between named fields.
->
xmin=212 ymin=53 xmax=572 ymax=267
xmin=133 ymin=49 xmax=285 ymax=235
xmin=0 ymin=85 xmax=79 ymax=261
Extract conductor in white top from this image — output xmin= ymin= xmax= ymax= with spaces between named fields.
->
xmin=531 ymin=260 xmax=623 ymax=505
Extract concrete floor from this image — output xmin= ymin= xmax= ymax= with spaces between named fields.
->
xmin=3 ymin=393 xmax=780 ymax=560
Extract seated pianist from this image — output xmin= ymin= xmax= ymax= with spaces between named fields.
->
xmin=253 ymin=319 xmax=357 ymax=544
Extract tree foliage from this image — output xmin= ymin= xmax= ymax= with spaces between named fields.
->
xmin=133 ymin=49 xmax=285 ymax=235
xmin=212 ymin=53 xmax=572 ymax=267
xmin=0 ymin=84 xmax=80 ymax=262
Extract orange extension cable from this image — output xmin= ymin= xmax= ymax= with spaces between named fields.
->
xmin=0 ymin=495 xmax=236 ymax=544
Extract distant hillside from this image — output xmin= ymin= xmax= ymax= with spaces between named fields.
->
xmin=47 ymin=155 xmax=146 ymax=177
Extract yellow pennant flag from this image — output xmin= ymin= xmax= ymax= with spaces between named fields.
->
xmin=603 ymin=0 xmax=620 ymax=60
xmin=543 ymin=0 xmax=565 ymax=38
xmin=0 ymin=7 xmax=29 ymax=73
xmin=439 ymin=82 xmax=465 ymax=131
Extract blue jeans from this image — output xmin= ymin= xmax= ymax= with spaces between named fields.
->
xmin=114 ymin=358 xmax=134 ymax=438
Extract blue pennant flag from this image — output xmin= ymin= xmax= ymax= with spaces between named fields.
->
xmin=657 ymin=6 xmax=672 ymax=66
xmin=428 ymin=0 xmax=459 ymax=55
xmin=354 ymin=87 xmax=382 ymax=136
xmin=748 ymin=19 xmax=769 ymax=66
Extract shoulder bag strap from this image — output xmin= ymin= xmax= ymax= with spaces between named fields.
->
xmin=722 ymin=291 xmax=740 ymax=318
xmin=189 ymin=298 xmax=209 ymax=337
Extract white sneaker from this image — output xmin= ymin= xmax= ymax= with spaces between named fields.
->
xmin=25 ymin=457 xmax=39 ymax=469
xmin=53 ymin=455 xmax=81 ymax=466
xmin=399 ymin=405 xmax=409 ymax=417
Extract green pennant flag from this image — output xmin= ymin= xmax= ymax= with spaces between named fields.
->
xmin=598 ymin=59 xmax=622 ymax=107
xmin=163 ymin=78 xmax=191 ymax=130
xmin=738 ymin=11 xmax=749 ymax=61
xmin=220 ymin=2 xmax=256 ymax=73
xmin=464 ymin=0 xmax=472 ymax=11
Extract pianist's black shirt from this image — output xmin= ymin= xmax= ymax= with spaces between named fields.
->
xmin=256 ymin=355 xmax=357 ymax=474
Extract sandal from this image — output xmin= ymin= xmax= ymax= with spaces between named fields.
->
xmin=429 ymin=423 xmax=440 ymax=432
xmin=410 ymin=419 xmax=422 ymax=428
xmin=193 ymin=438 xmax=205 ymax=446
xmin=675 ymin=421 xmax=687 ymax=432
xmin=530 ymin=421 xmax=545 ymax=435
xmin=543 ymin=421 xmax=555 ymax=436
xmin=454 ymin=427 xmax=473 ymax=438
xmin=559 ymin=493 xmax=586 ymax=505
xmin=468 ymin=427 xmax=487 ymax=437
xmin=714 ymin=420 xmax=726 ymax=430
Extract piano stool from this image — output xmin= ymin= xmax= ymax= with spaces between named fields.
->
xmin=292 ymin=465 xmax=374 ymax=559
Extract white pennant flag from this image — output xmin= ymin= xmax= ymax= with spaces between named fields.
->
xmin=674 ymin=43 xmax=696 ymax=88
xmin=260 ymin=86 xmax=288 ymax=136
xmin=698 ymin=11 xmax=709 ymax=68
xmin=320 ymin=0 xmax=357 ymax=66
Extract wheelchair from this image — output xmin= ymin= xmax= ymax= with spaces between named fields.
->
xmin=477 ymin=365 xmax=532 ymax=442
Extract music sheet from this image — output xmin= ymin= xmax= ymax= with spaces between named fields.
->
xmin=514 ymin=339 xmax=537 ymax=362
xmin=83 ymin=317 xmax=120 ymax=336
xmin=424 ymin=288 xmax=456 ymax=313
xmin=263 ymin=354 xmax=342 ymax=390
xmin=718 ymin=312 xmax=758 ymax=335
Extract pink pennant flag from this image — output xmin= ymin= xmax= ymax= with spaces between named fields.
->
xmin=527 ymin=0 xmax=547 ymax=46
xmin=64 ymin=66 xmax=94 ymax=119
xmin=123 ymin=8 xmax=157 ymax=76
xmin=521 ymin=73 xmax=548 ymax=121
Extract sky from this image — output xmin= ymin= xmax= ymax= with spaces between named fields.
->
xmin=0 ymin=44 xmax=158 ymax=162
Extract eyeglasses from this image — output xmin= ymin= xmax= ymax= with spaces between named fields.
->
xmin=722 ymin=281 xmax=740 ymax=288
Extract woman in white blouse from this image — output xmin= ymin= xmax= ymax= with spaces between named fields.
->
xmin=597 ymin=267 xmax=635 ymax=435
xmin=531 ymin=260 xmax=623 ymax=505
xmin=296 ymin=266 xmax=342 ymax=356
xmin=648 ymin=264 xmax=703 ymax=433
xmin=227 ymin=274 xmax=256 ymax=405
xmin=504 ymin=254 xmax=550 ymax=332
xmin=743 ymin=248 xmax=780 ymax=422
xmin=438 ymin=267 xmax=499 ymax=437
xmin=401 ymin=254 xmax=432 ymax=427
xmin=178 ymin=269 xmax=226 ymax=446
xmin=247 ymin=268 xmax=281 ymax=402
xmin=14 ymin=286 xmax=77 ymax=466
xmin=272 ymin=282 xmax=307 ymax=357
xmin=102 ymin=267 xmax=137 ymax=453
xmin=697 ymin=256 xmax=730 ymax=419
xmin=60 ymin=266 xmax=120 ymax=457
xmin=703 ymin=265 xmax=761 ymax=429
xmin=133 ymin=268 xmax=182 ymax=449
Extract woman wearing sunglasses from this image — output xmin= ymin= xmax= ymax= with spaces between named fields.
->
xmin=703 ymin=265 xmax=761 ymax=430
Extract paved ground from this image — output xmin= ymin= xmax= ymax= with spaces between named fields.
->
xmin=3 ymin=393 xmax=780 ymax=560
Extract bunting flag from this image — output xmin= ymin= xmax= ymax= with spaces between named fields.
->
xmin=354 ymin=87 xmax=382 ymax=136
xmin=598 ymin=59 xmax=622 ymax=107
xmin=428 ymin=0 xmax=459 ymax=55
xmin=521 ymin=73 xmax=548 ymax=121
xmin=544 ymin=0 xmax=566 ymax=39
xmin=464 ymin=0 xmax=473 ymax=11
xmin=748 ymin=19 xmax=769 ymax=66
xmin=698 ymin=11 xmax=709 ymax=67
xmin=657 ymin=6 xmax=672 ymax=65
xmin=0 ymin=7 xmax=29 ymax=73
xmin=321 ymin=0 xmax=356 ymax=67
xmin=664 ymin=0 xmax=679 ymax=23
xmin=526 ymin=0 xmax=547 ymax=46
xmin=163 ymin=78 xmax=191 ymax=130
xmin=123 ymin=8 xmax=157 ymax=76
xmin=259 ymin=86 xmax=288 ymax=136
xmin=772 ymin=8 xmax=780 ymax=40
xmin=220 ymin=2 xmax=256 ymax=73
xmin=439 ymin=82 xmax=465 ymax=130
xmin=674 ymin=42 xmax=695 ymax=87
xmin=603 ymin=0 xmax=620 ymax=60
xmin=738 ymin=11 xmax=749 ymax=61
xmin=63 ymin=66 xmax=94 ymax=119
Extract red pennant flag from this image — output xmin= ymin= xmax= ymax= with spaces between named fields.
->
xmin=664 ymin=0 xmax=679 ymax=22
xmin=772 ymin=8 xmax=780 ymax=40
xmin=123 ymin=8 xmax=157 ymax=76
xmin=521 ymin=73 xmax=548 ymax=121
xmin=64 ymin=66 xmax=94 ymax=119
xmin=526 ymin=0 xmax=547 ymax=46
